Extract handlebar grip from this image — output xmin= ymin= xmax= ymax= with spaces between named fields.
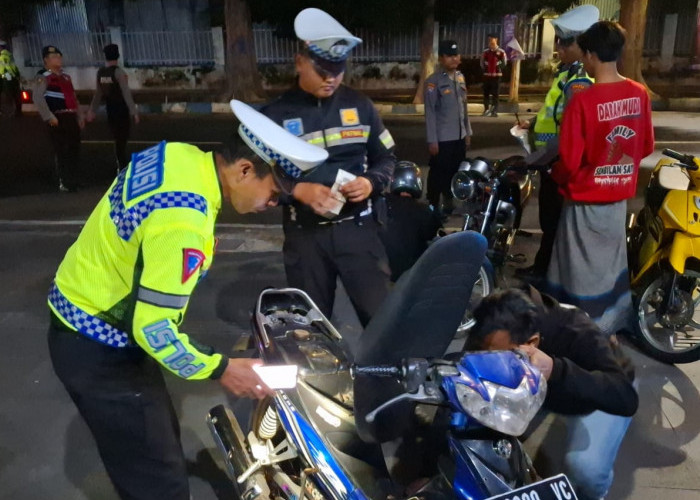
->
xmin=352 ymin=364 xmax=401 ymax=377
xmin=663 ymin=149 xmax=697 ymax=169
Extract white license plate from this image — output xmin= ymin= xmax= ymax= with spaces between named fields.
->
xmin=486 ymin=474 xmax=578 ymax=500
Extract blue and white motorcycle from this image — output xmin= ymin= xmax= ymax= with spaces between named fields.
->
xmin=208 ymin=232 xmax=577 ymax=499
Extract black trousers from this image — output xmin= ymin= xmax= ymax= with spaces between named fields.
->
xmin=427 ymin=139 xmax=466 ymax=210
xmin=533 ymin=170 xmax=563 ymax=273
xmin=482 ymin=77 xmax=501 ymax=111
xmin=48 ymin=113 xmax=81 ymax=189
xmin=108 ymin=109 xmax=131 ymax=170
xmin=0 ymin=78 xmax=22 ymax=115
xmin=48 ymin=322 xmax=190 ymax=500
xmin=283 ymin=216 xmax=391 ymax=327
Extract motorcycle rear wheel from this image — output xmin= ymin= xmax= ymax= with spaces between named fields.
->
xmin=636 ymin=269 xmax=700 ymax=364
xmin=456 ymin=261 xmax=495 ymax=336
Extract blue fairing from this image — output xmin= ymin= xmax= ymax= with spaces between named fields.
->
xmin=457 ymin=351 xmax=541 ymax=398
xmin=278 ymin=403 xmax=369 ymax=500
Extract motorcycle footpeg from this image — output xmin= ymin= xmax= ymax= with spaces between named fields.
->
xmin=507 ymin=253 xmax=528 ymax=264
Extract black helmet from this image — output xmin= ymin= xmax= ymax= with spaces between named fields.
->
xmin=391 ymin=161 xmax=423 ymax=198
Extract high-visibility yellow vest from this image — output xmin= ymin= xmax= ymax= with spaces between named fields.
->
xmin=533 ymin=62 xmax=592 ymax=149
xmin=48 ymin=142 xmax=226 ymax=380
xmin=0 ymin=49 xmax=19 ymax=80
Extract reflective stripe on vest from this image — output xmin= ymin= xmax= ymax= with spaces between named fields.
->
xmin=49 ymin=282 xmax=131 ymax=348
xmin=108 ymin=169 xmax=208 ymax=241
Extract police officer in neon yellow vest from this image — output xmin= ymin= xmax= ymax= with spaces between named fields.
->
xmin=515 ymin=5 xmax=599 ymax=280
xmin=47 ymin=100 xmax=328 ymax=499
xmin=0 ymin=40 xmax=22 ymax=117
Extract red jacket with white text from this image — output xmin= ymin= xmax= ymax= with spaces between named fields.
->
xmin=552 ymin=79 xmax=654 ymax=203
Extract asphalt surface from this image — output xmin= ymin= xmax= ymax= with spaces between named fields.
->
xmin=1 ymin=112 xmax=700 ymax=499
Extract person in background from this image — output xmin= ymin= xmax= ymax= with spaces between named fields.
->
xmin=0 ymin=39 xmax=22 ymax=117
xmin=33 ymin=45 xmax=84 ymax=192
xmin=469 ymin=287 xmax=638 ymax=500
xmin=87 ymin=43 xmax=139 ymax=172
xmin=514 ymin=5 xmax=599 ymax=282
xmin=424 ymin=40 xmax=472 ymax=220
xmin=546 ymin=21 xmax=654 ymax=336
xmin=479 ymin=34 xmax=507 ymax=117
xmin=379 ymin=162 xmax=442 ymax=282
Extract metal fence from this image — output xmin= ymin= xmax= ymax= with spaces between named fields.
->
xmin=25 ymin=32 xmax=111 ymax=66
xmin=122 ymin=31 xmax=214 ymax=66
xmin=24 ymin=31 xmax=215 ymax=67
xmin=253 ymin=22 xmax=542 ymax=64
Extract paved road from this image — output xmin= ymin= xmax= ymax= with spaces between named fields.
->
xmin=1 ymin=112 xmax=699 ymax=499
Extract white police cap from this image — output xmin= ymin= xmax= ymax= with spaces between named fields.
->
xmin=230 ymin=100 xmax=328 ymax=190
xmin=294 ymin=8 xmax=362 ymax=63
xmin=551 ymin=5 xmax=599 ymax=39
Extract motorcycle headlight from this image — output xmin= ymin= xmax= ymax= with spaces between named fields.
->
xmin=454 ymin=375 xmax=547 ymax=436
xmin=451 ymin=170 xmax=482 ymax=202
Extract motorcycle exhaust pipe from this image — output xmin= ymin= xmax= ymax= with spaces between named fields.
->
xmin=207 ymin=405 xmax=266 ymax=499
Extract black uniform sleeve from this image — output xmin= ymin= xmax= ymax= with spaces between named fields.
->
xmin=362 ymin=101 xmax=396 ymax=193
xmin=543 ymin=306 xmax=639 ymax=417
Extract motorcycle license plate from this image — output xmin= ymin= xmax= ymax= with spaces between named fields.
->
xmin=486 ymin=474 xmax=577 ymax=500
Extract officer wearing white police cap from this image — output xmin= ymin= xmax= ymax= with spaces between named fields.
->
xmin=46 ymin=98 xmax=327 ymax=499
xmin=551 ymin=4 xmax=600 ymax=40
xmin=262 ymin=7 xmax=396 ymax=327
xmin=515 ymin=3 xmax=599 ymax=282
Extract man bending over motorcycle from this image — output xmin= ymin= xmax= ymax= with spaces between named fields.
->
xmin=467 ymin=288 xmax=638 ymax=500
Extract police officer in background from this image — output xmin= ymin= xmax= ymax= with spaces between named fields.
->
xmin=33 ymin=45 xmax=84 ymax=192
xmin=514 ymin=5 xmax=599 ymax=281
xmin=0 ymin=39 xmax=22 ymax=117
xmin=87 ymin=43 xmax=139 ymax=172
xmin=47 ymin=100 xmax=328 ymax=499
xmin=424 ymin=40 xmax=472 ymax=219
xmin=262 ymin=8 xmax=395 ymax=327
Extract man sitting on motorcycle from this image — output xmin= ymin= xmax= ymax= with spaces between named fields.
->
xmin=467 ymin=287 xmax=638 ymax=500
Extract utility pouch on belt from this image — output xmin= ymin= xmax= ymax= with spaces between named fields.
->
xmin=373 ymin=195 xmax=387 ymax=226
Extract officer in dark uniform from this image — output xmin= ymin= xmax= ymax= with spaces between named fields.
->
xmin=33 ymin=45 xmax=84 ymax=192
xmin=262 ymin=8 xmax=395 ymax=327
xmin=424 ymin=40 xmax=472 ymax=218
xmin=87 ymin=43 xmax=139 ymax=172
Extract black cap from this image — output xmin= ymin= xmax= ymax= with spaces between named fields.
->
xmin=42 ymin=45 xmax=62 ymax=58
xmin=103 ymin=43 xmax=120 ymax=61
xmin=438 ymin=40 xmax=459 ymax=56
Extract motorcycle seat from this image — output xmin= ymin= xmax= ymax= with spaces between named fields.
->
xmin=353 ymin=231 xmax=488 ymax=443
xmin=658 ymin=165 xmax=690 ymax=191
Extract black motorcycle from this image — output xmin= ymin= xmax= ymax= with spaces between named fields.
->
xmin=450 ymin=155 xmax=534 ymax=332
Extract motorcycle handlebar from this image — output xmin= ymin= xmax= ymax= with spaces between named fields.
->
xmin=352 ymin=364 xmax=401 ymax=377
xmin=663 ymin=149 xmax=698 ymax=170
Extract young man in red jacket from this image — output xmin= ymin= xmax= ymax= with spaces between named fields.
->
xmin=546 ymin=21 xmax=654 ymax=336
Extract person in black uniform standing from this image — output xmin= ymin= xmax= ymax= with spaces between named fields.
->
xmin=262 ymin=8 xmax=395 ymax=327
xmin=33 ymin=45 xmax=84 ymax=192
xmin=87 ymin=44 xmax=139 ymax=172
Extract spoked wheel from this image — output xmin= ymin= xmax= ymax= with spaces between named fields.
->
xmin=636 ymin=270 xmax=700 ymax=364
xmin=456 ymin=262 xmax=495 ymax=337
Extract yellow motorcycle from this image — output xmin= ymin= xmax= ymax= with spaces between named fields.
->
xmin=628 ymin=149 xmax=700 ymax=363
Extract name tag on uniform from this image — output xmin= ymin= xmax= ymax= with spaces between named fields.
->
xmin=127 ymin=142 xmax=165 ymax=201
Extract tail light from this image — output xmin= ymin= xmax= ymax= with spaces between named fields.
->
xmin=21 ymin=90 xmax=32 ymax=103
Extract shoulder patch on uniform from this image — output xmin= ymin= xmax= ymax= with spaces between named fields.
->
xmin=564 ymin=78 xmax=592 ymax=100
xmin=340 ymin=108 xmax=360 ymax=126
xmin=182 ymin=248 xmax=206 ymax=284
xmin=379 ymin=129 xmax=395 ymax=150
xmin=283 ymin=118 xmax=304 ymax=136
xmin=126 ymin=141 xmax=165 ymax=201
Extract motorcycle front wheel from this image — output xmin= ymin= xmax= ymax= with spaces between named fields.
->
xmin=636 ymin=269 xmax=700 ymax=364
xmin=456 ymin=260 xmax=496 ymax=336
